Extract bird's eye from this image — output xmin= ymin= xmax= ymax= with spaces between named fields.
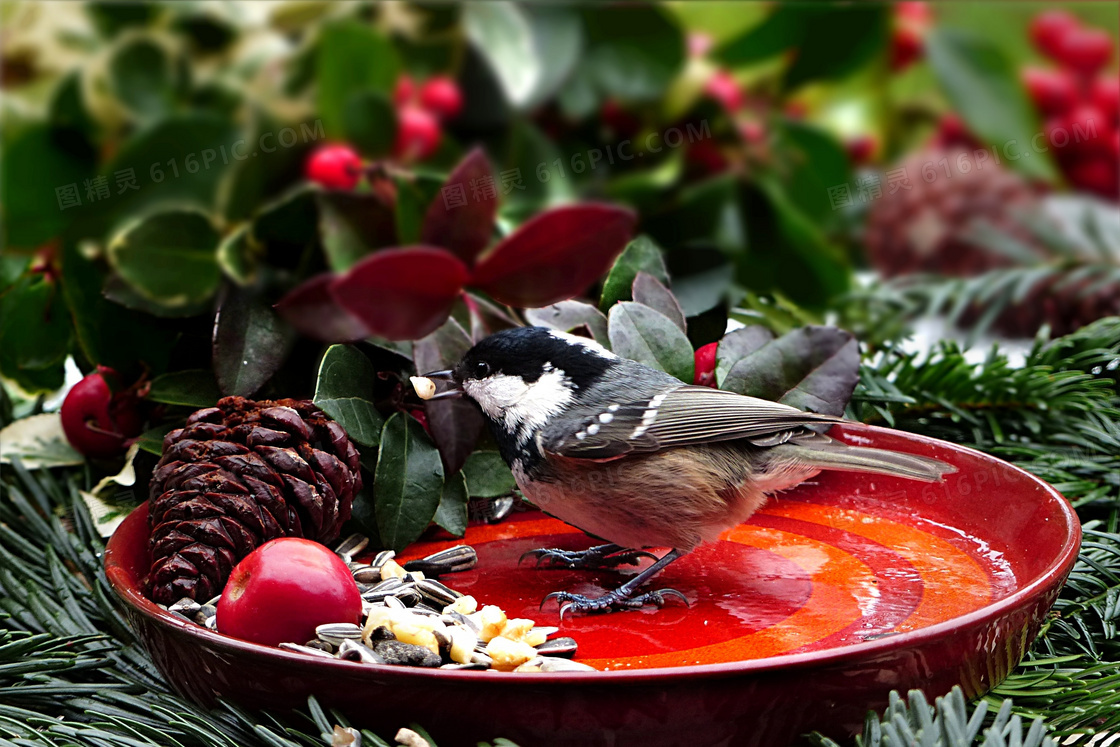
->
xmin=474 ymin=361 xmax=491 ymax=378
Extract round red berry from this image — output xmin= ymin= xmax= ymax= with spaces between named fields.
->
xmin=704 ymin=70 xmax=745 ymax=112
xmin=1029 ymin=11 xmax=1080 ymax=60
xmin=845 ymin=134 xmax=878 ymax=165
xmin=60 ymin=367 xmax=144 ymax=460
xmin=1055 ymin=27 xmax=1113 ymax=76
xmin=394 ymin=75 xmax=415 ymax=108
xmin=1022 ymin=67 xmax=1078 ymax=116
xmin=1064 ymin=157 xmax=1119 ymax=198
xmin=305 ymin=144 xmax=362 ymax=190
xmin=418 ymin=76 xmax=464 ymax=120
xmin=393 ymin=106 xmax=441 ymax=161
xmin=693 ymin=342 xmax=719 ymax=388
xmin=1090 ymin=75 xmax=1119 ymax=125
xmin=890 ymin=26 xmax=924 ymax=71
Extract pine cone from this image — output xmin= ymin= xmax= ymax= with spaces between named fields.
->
xmin=864 ymin=146 xmax=1043 ymax=277
xmin=147 ymin=397 xmax=362 ymax=605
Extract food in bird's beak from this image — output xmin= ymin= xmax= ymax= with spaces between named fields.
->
xmin=411 ymin=376 xmax=437 ymax=400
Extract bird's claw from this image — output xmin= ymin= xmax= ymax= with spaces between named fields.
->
xmin=519 ymin=546 xmax=658 ymax=571
xmin=542 ymin=587 xmax=690 ymax=619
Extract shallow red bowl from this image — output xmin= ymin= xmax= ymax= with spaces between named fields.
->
xmin=106 ymin=424 xmax=1079 ymax=747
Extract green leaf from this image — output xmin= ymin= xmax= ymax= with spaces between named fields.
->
xmin=212 ymin=285 xmax=296 ymax=398
xmin=343 ymin=89 xmax=397 ymax=157
xmin=147 ymin=370 xmax=221 ymax=408
xmin=0 ymin=275 xmax=72 ymax=393
xmin=712 ymin=6 xmax=803 ymax=67
xmin=721 ymin=326 xmax=859 ymax=416
xmin=394 ymin=173 xmax=445 ymax=246
xmin=136 ymin=423 xmax=178 ymax=456
xmin=774 ymin=120 xmax=853 ymax=223
xmin=632 ymin=271 xmax=685 ymax=333
xmin=433 ymin=471 xmax=469 ymax=537
xmin=107 ymin=209 xmax=221 ymax=306
xmin=522 ymin=6 xmax=584 ymax=109
xmin=462 ymin=451 xmax=517 ymax=499
xmin=313 ymin=345 xmax=384 ymax=448
xmin=0 ymin=255 xmax=30 ymax=293
xmin=374 ymin=413 xmax=444 ymax=552
xmin=524 ymin=300 xmax=610 ymax=347
xmin=1 ymin=125 xmax=96 ymax=248
xmin=107 ymin=36 xmax=176 ymax=121
xmin=784 ymin=6 xmax=888 ymax=90
xmin=715 ymin=326 xmax=775 ymax=388
xmin=599 ymin=235 xmax=669 ymax=311
xmin=463 ymin=2 xmax=541 ymax=108
xmin=252 ymin=185 xmax=319 ymax=247
xmin=318 ymin=20 xmax=400 ymax=137
xmin=317 ymin=192 xmax=398 ymax=272
xmin=217 ymin=224 xmax=257 ymax=285
xmin=926 ymin=28 xmax=1058 ymax=182
xmin=608 ymin=302 xmax=694 ymax=382
xmin=582 ymin=6 xmax=684 ymax=101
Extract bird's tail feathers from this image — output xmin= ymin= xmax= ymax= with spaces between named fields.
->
xmin=778 ymin=441 xmax=956 ymax=483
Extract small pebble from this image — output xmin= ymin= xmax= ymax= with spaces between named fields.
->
xmin=373 ymin=639 xmax=442 ymax=668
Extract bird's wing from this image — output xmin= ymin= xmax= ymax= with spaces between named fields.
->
xmin=541 ymin=385 xmax=840 ymax=460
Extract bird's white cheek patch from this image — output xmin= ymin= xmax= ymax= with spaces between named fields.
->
xmin=463 ymin=370 xmax=575 ymax=443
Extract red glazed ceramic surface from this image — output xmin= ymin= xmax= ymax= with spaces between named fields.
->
xmin=105 ymin=424 xmax=1080 ymax=747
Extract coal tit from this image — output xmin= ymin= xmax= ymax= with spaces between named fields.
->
xmin=421 ymin=326 xmax=954 ymax=617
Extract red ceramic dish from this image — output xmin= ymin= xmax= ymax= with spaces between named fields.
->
xmin=105 ymin=423 xmax=1080 ymax=747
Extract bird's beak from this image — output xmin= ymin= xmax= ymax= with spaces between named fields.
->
xmin=421 ymin=369 xmax=464 ymax=400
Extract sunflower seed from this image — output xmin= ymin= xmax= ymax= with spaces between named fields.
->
xmin=168 ymin=598 xmax=202 ymax=617
xmin=361 ymin=577 xmax=405 ymax=602
xmin=470 ymin=651 xmax=494 ymax=667
xmin=335 ymin=534 xmax=369 ymax=561
xmin=338 ymin=639 xmax=385 ymax=665
xmin=279 ymin=642 xmax=336 ymax=659
xmin=536 ymin=637 xmax=577 ymax=658
xmin=316 ymin=623 xmax=362 ymax=645
xmin=353 ymin=566 xmax=383 ymax=584
xmin=384 ymin=595 xmax=407 ymax=610
xmin=204 ymin=595 xmax=222 ymax=607
xmin=439 ymin=662 xmax=488 ymax=671
xmin=370 ymin=550 xmax=396 ymax=570
xmin=442 ymin=612 xmax=479 ymax=633
xmin=415 ymin=579 xmax=461 ymax=607
xmin=203 ymin=616 xmax=218 ymax=630
xmin=537 ymin=657 xmax=596 ymax=673
xmin=403 ymin=545 xmax=478 ymax=576
xmin=304 ymin=639 xmax=336 ymax=653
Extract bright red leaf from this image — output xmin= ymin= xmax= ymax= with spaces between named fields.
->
xmin=330 ymin=247 xmax=470 ymax=341
xmin=275 ymin=273 xmax=371 ymax=342
xmin=420 ymin=148 xmax=497 ymax=265
xmin=469 ymin=204 xmax=636 ymax=308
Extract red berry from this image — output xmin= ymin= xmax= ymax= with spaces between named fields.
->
xmin=845 ymin=134 xmax=878 ymax=165
xmin=1022 ymin=67 xmax=1078 ymax=116
xmin=1064 ymin=157 xmax=1119 ymax=198
xmin=1055 ymin=27 xmax=1113 ymax=76
xmin=217 ymin=538 xmax=362 ymax=648
xmin=394 ymin=75 xmax=415 ymax=108
xmin=393 ymin=106 xmax=441 ymax=161
xmin=693 ymin=342 xmax=719 ymax=388
xmin=685 ymin=140 xmax=728 ymax=176
xmin=704 ymin=70 xmax=745 ymax=112
xmin=60 ymin=367 xmax=144 ymax=459
xmin=1029 ymin=11 xmax=1080 ymax=60
xmin=934 ymin=114 xmax=980 ymax=150
xmin=305 ymin=144 xmax=362 ymax=190
xmin=418 ymin=76 xmax=463 ymax=120
xmin=895 ymin=1 xmax=932 ymax=27
xmin=1090 ymin=75 xmax=1120 ymax=125
xmin=890 ymin=26 xmax=924 ymax=71
xmin=1064 ymin=104 xmax=1109 ymax=151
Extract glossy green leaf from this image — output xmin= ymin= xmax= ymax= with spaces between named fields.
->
xmin=608 ymin=302 xmax=694 ymax=382
xmin=107 ymin=36 xmax=176 ymax=121
xmin=107 ymin=209 xmax=221 ymax=306
xmin=599 ymin=235 xmax=669 ymax=311
xmin=137 ymin=423 xmax=178 ymax=456
xmin=784 ymin=6 xmax=888 ymax=90
xmin=313 ymin=344 xmax=384 ymax=448
xmin=462 ymin=451 xmax=517 ymax=499
xmin=433 ymin=471 xmax=469 ymax=537
xmin=463 ymin=2 xmax=540 ymax=108
xmin=926 ymin=28 xmax=1058 ymax=182
xmin=394 ymin=173 xmax=445 ymax=246
xmin=774 ymin=120 xmax=853 ymax=223
xmin=713 ymin=6 xmax=803 ymax=67
xmin=0 ymin=275 xmax=71 ymax=393
xmin=632 ymin=271 xmax=685 ymax=333
xmin=343 ymin=89 xmax=397 ymax=157
xmin=2 ymin=125 xmax=96 ymax=248
xmin=212 ymin=285 xmax=296 ymax=398
xmin=318 ymin=20 xmax=400 ymax=137
xmin=582 ymin=6 xmax=684 ymax=101
xmin=523 ymin=6 xmax=584 ymax=109
xmin=147 ymin=370 xmax=221 ymax=408
xmin=720 ymin=326 xmax=859 ymax=416
xmin=374 ymin=412 xmax=445 ymax=552
xmin=524 ymin=300 xmax=610 ymax=347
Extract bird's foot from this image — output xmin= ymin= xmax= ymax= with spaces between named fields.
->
xmin=542 ymin=587 xmax=689 ymax=619
xmin=519 ymin=543 xmax=658 ymax=571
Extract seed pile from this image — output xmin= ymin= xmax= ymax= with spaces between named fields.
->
xmin=158 ymin=534 xmax=594 ymax=673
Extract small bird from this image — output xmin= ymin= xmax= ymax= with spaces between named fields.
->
xmin=420 ymin=326 xmax=954 ymax=617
